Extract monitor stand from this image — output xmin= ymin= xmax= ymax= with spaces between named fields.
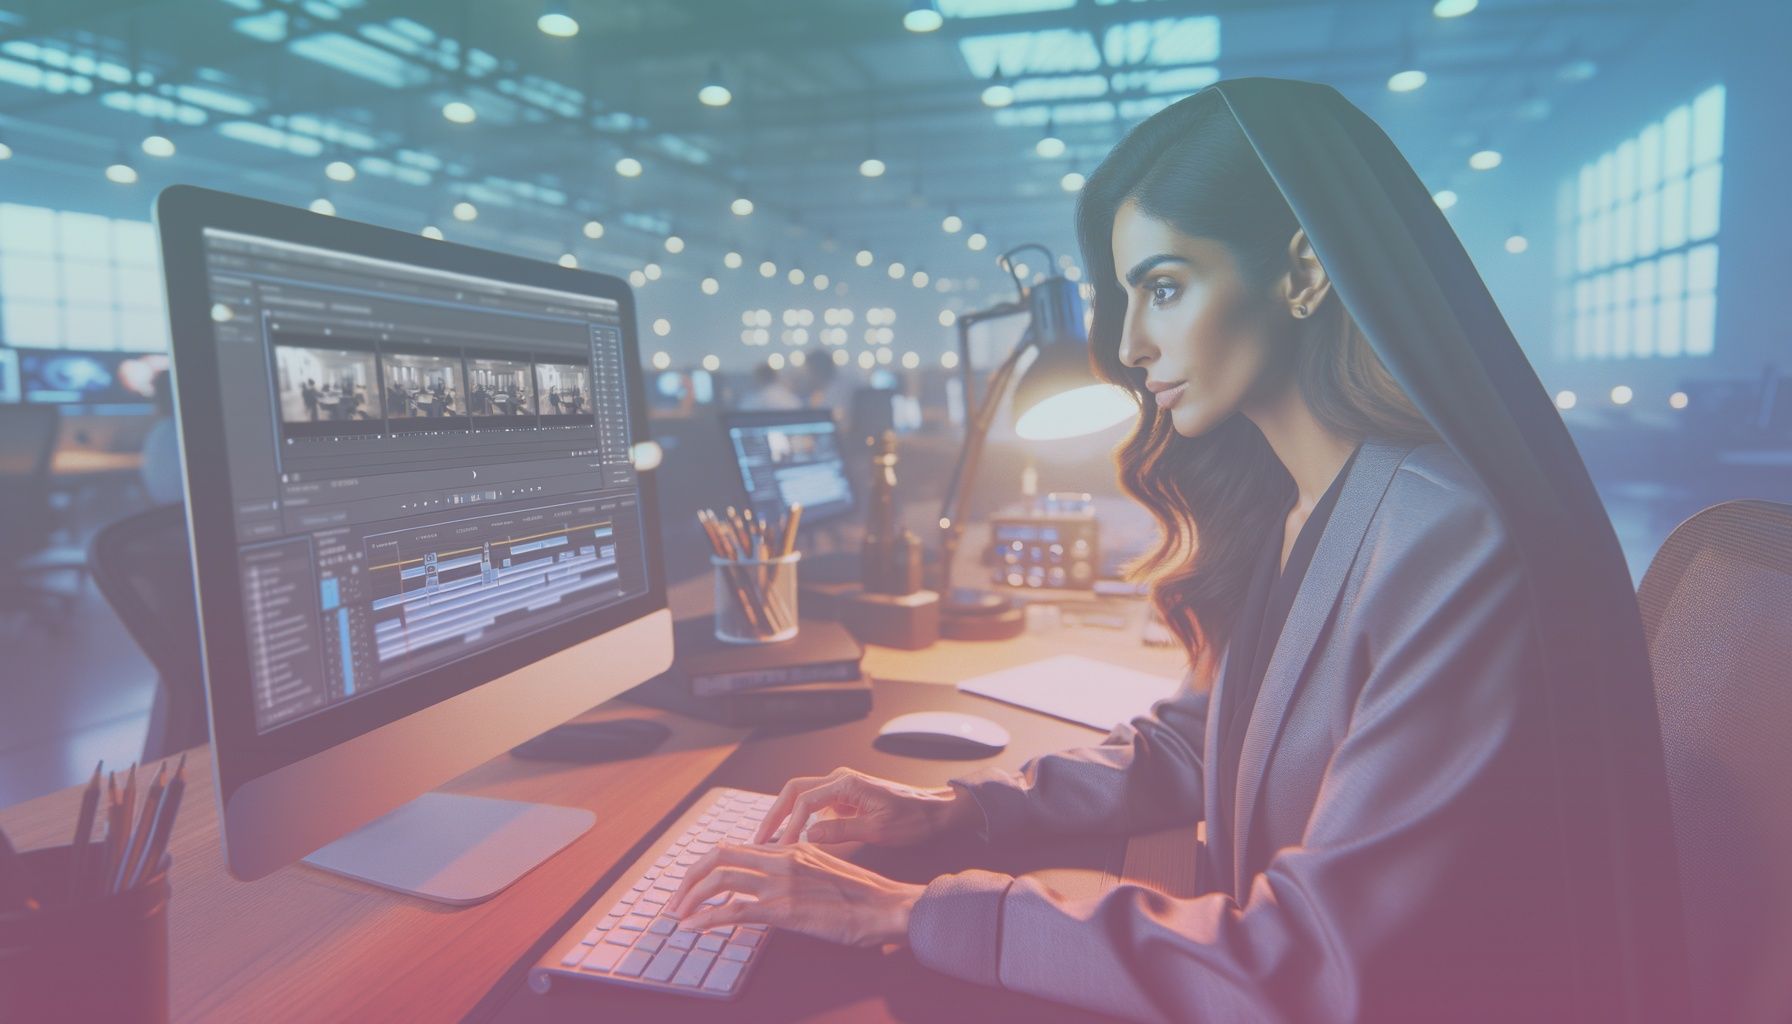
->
xmin=301 ymin=791 xmax=595 ymax=905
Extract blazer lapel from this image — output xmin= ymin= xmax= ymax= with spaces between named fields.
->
xmin=1229 ymin=439 xmax=1412 ymax=895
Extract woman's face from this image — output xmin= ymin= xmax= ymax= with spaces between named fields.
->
xmin=1111 ymin=199 xmax=1303 ymax=439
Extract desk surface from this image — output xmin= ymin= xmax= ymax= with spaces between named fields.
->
xmin=0 ymin=582 xmax=1188 ymax=1022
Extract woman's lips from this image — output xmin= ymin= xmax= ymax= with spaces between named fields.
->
xmin=1154 ymin=382 xmax=1188 ymax=409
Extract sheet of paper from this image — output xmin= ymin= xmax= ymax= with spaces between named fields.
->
xmin=956 ymin=654 xmax=1181 ymax=731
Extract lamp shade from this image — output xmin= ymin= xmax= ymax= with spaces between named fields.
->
xmin=1009 ymin=276 xmax=1134 ymax=440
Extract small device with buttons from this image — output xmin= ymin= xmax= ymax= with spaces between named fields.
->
xmin=985 ymin=492 xmax=1100 ymax=590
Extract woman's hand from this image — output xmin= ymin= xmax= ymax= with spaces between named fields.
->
xmin=664 ymin=842 xmax=924 ymax=948
xmin=751 ymin=767 xmax=980 ymax=846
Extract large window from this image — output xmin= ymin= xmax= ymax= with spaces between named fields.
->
xmin=0 ymin=203 xmax=168 ymax=351
xmin=1556 ymin=84 xmax=1723 ymax=361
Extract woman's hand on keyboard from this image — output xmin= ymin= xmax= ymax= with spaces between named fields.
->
xmin=664 ymin=842 xmax=923 ymax=948
xmin=751 ymin=767 xmax=979 ymax=847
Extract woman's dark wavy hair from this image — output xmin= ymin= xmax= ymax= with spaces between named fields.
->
xmin=1076 ymin=89 xmax=1435 ymax=665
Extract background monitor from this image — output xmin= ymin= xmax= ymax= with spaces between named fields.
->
xmin=16 ymin=347 xmax=167 ymax=406
xmin=0 ymin=348 xmax=18 ymax=403
xmin=720 ymin=408 xmax=856 ymax=528
xmin=157 ymin=186 xmax=671 ymax=901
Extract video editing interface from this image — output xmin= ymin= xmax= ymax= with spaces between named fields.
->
xmin=726 ymin=418 xmax=854 ymax=525
xmin=199 ymin=229 xmax=649 ymax=733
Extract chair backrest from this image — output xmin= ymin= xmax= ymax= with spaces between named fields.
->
xmin=0 ymin=404 xmax=61 ymax=560
xmin=88 ymin=504 xmax=208 ymax=761
xmin=1638 ymin=499 xmax=1792 ymax=1024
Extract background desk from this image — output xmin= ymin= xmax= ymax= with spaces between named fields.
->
xmin=0 ymin=581 xmax=1190 ymax=1022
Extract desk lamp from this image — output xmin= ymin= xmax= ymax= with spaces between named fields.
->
xmin=936 ymin=244 xmax=1134 ymax=640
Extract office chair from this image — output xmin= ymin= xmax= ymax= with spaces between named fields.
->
xmin=1638 ymin=499 xmax=1792 ymax=1023
xmin=0 ymin=404 xmax=76 ymax=620
xmin=89 ymin=503 xmax=209 ymax=762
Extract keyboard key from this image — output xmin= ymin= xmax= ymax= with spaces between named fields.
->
xmin=593 ymin=918 xmax=614 ymax=931
xmin=631 ymin=879 xmax=651 ymax=892
xmin=618 ymin=915 xmax=653 ymax=931
xmin=664 ymin=865 xmax=687 ymax=879
xmin=721 ymin=943 xmax=753 ymax=962
xmin=647 ymin=917 xmax=676 ymax=935
xmin=620 ymin=891 xmax=639 ymax=906
xmin=672 ymin=950 xmax=717 ymax=988
xmin=580 ymin=943 xmax=626 ymax=973
xmin=698 ymin=831 xmax=725 ymax=843
xmin=706 ymin=925 xmax=735 ymax=938
xmin=702 ymin=895 xmax=728 ymax=907
xmin=636 ymin=933 xmax=665 ymax=954
xmin=644 ymin=866 xmax=662 ymax=880
xmin=615 ymin=949 xmax=653 ymax=978
xmin=643 ymin=947 xmax=686 ymax=983
xmin=607 ymin=901 xmax=631 ymax=917
xmin=688 ymin=841 xmax=715 ymax=854
xmin=652 ymin=877 xmax=681 ymax=892
xmin=637 ymin=889 xmax=667 ymax=906
xmin=580 ymin=928 xmax=602 ymax=945
xmin=561 ymin=945 xmax=588 ymax=967
xmin=604 ymin=930 xmax=635 ymax=946
xmin=701 ymin=957 xmax=745 ymax=994
xmin=655 ymin=855 xmax=673 ymax=868
xmin=732 ymin=930 xmax=763 ymax=948
xmin=696 ymin=933 xmax=726 ymax=953
xmin=675 ymin=853 xmax=700 ymax=866
xmin=669 ymin=929 xmax=699 ymax=950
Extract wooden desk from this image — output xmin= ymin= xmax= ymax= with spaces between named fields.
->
xmin=0 ymin=582 xmax=1191 ymax=1022
xmin=50 ymin=449 xmax=143 ymax=477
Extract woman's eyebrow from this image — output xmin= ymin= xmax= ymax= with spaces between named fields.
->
xmin=1123 ymin=253 xmax=1189 ymax=288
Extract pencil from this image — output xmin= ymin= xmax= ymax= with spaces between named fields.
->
xmin=699 ymin=511 xmax=765 ymax=632
xmin=68 ymin=761 xmax=102 ymax=902
xmin=126 ymin=753 xmax=185 ymax=892
xmin=115 ymin=762 xmax=166 ymax=894
xmin=0 ymin=824 xmax=35 ymax=914
xmin=101 ymin=772 xmax=123 ymax=900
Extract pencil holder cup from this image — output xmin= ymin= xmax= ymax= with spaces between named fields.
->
xmin=713 ymin=551 xmax=801 ymax=645
xmin=0 ymin=844 xmax=172 ymax=1024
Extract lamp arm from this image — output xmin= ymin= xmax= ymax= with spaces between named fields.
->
xmin=935 ymin=328 xmax=1035 ymax=597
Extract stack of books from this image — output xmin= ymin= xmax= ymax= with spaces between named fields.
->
xmin=628 ymin=616 xmax=870 ymax=727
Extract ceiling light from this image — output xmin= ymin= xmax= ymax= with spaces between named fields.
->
xmin=833 ymin=349 xmax=850 ymax=366
xmin=942 ymin=214 xmax=962 ymax=233
xmin=731 ymin=196 xmax=754 ymax=216
xmin=421 ymin=225 xmax=444 ymax=239
xmin=1610 ymin=385 xmax=1633 ymax=406
xmin=1061 ymin=171 xmax=1085 ymax=192
xmin=899 ymin=352 xmax=919 ymax=369
xmin=583 ymin=219 xmax=604 ymax=239
xmin=903 ymin=0 xmax=943 ymax=33
xmin=629 ymin=270 xmax=647 ymax=287
xmin=1469 ymin=149 xmax=1502 ymax=170
xmin=982 ymin=71 xmax=1015 ymax=109
xmin=1035 ymin=120 xmax=1065 ymax=159
xmin=1555 ymin=390 xmax=1577 ymax=410
xmin=1505 ymin=234 xmax=1529 ymax=254
xmin=643 ymin=262 xmax=661 ymax=280
xmin=858 ymin=351 xmax=876 ymax=369
xmin=1432 ymin=190 xmax=1457 ymax=210
xmin=855 ymin=249 xmax=874 ymax=267
xmin=1387 ymin=70 xmax=1427 ymax=93
xmin=558 ymin=252 xmax=578 ymax=268
xmin=768 ymin=353 xmax=786 ymax=370
xmin=760 ymin=260 xmax=777 ymax=278
xmin=653 ymin=318 xmax=671 ymax=337
xmin=941 ymin=350 xmax=959 ymax=368
xmin=1433 ymin=0 xmax=1477 ymax=16
xmin=325 ymin=159 xmax=355 ymax=181
xmin=701 ymin=277 xmax=720 ymax=295
xmin=698 ymin=83 xmax=733 ymax=107
xmin=702 ymin=355 xmax=721 ymax=372
xmin=652 ymin=351 xmax=672 ymax=370
xmin=105 ymin=161 xmax=139 ymax=185
xmin=966 ymin=231 xmax=987 ymax=251
xmin=442 ymin=101 xmax=477 ymax=124
xmin=309 ymin=198 xmax=336 ymax=216
xmin=939 ymin=310 xmax=957 ymax=327
xmin=888 ymin=261 xmax=906 ymax=279
xmin=788 ymin=268 xmax=805 ymax=285
xmin=453 ymin=200 xmax=478 ymax=221
xmin=1669 ymin=391 xmax=1689 ymax=409
xmin=859 ymin=156 xmax=886 ymax=178
xmin=615 ymin=156 xmax=643 ymax=177
xmin=538 ymin=9 xmax=579 ymax=37
xmin=912 ymin=270 xmax=929 ymax=288
xmin=876 ymin=347 xmax=894 ymax=365
xmin=0 ymin=140 xmax=12 ymax=160
xmin=812 ymin=274 xmax=829 ymax=290
xmin=141 ymin=135 xmax=176 ymax=158
xmin=665 ymin=235 xmax=685 ymax=254
xmin=724 ymin=251 xmax=743 ymax=269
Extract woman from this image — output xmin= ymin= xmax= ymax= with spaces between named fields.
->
xmin=667 ymin=79 xmax=1687 ymax=1022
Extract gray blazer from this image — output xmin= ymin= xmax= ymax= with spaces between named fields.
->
xmin=908 ymin=439 xmax=1578 ymax=1022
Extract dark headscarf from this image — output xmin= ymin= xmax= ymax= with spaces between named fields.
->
xmin=1204 ymin=77 xmax=1688 ymax=1022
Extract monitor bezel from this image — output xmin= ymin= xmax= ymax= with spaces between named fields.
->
xmin=156 ymin=185 xmax=668 ymax=796
xmin=717 ymin=407 xmax=858 ymax=527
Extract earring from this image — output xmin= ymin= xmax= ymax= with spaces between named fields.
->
xmin=1294 ymin=303 xmax=1309 ymax=318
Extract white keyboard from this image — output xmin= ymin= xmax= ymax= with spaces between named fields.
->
xmin=530 ymin=788 xmax=776 ymax=1000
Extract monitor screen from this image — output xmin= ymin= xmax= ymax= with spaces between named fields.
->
xmin=722 ymin=410 xmax=854 ymax=527
xmin=194 ymin=227 xmax=653 ymax=734
xmin=16 ymin=347 xmax=168 ymax=405
xmin=0 ymin=348 xmax=17 ymax=403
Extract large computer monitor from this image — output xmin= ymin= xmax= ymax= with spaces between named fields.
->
xmin=15 ymin=347 xmax=168 ymax=407
xmin=156 ymin=186 xmax=672 ymax=902
xmin=719 ymin=408 xmax=855 ymax=527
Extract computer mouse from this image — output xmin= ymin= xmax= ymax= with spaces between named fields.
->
xmin=874 ymin=712 xmax=1010 ymax=759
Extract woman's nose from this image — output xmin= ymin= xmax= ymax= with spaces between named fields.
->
xmin=1118 ymin=317 xmax=1154 ymax=370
